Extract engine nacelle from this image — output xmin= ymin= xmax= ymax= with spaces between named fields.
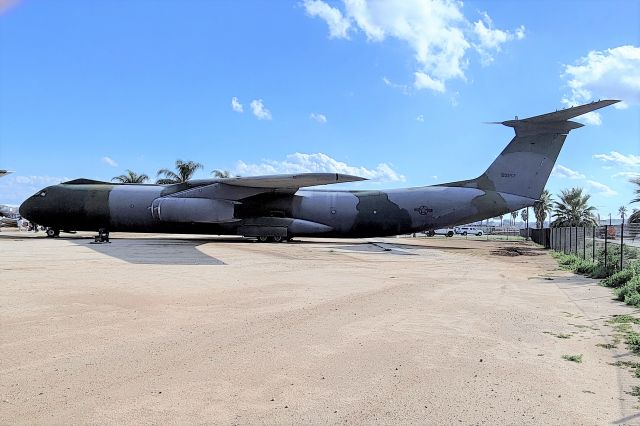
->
xmin=151 ymin=197 xmax=238 ymax=223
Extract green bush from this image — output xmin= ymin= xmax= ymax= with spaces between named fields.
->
xmin=625 ymin=292 xmax=640 ymax=307
xmin=626 ymin=331 xmax=640 ymax=354
xmin=552 ymin=252 xmax=581 ymax=269
xmin=574 ymin=259 xmax=597 ymax=275
xmin=616 ymin=276 xmax=640 ymax=302
xmin=602 ymin=268 xmax=636 ymax=288
xmin=590 ymin=262 xmax=617 ymax=279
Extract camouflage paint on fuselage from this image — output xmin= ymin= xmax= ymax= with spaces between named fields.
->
xmin=18 ymin=101 xmax=619 ymax=239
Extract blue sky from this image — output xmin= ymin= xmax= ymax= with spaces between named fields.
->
xmin=0 ymin=0 xmax=638 ymax=219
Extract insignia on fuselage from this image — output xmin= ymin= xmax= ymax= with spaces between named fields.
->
xmin=414 ymin=205 xmax=433 ymax=215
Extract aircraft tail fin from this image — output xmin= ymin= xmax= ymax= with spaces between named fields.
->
xmin=445 ymin=100 xmax=619 ymax=200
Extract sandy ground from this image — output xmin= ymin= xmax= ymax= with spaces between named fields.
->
xmin=1 ymin=230 xmax=638 ymax=425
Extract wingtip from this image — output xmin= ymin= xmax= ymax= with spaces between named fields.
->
xmin=340 ymin=174 xmax=368 ymax=182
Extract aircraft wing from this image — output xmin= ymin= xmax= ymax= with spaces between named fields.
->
xmin=170 ymin=173 xmax=367 ymax=201
xmin=216 ymin=173 xmax=366 ymax=188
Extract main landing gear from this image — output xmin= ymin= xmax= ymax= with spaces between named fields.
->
xmin=257 ymin=235 xmax=288 ymax=243
xmin=93 ymin=228 xmax=110 ymax=243
xmin=45 ymin=228 xmax=60 ymax=238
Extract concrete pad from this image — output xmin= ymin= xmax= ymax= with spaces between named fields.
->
xmin=0 ymin=232 xmax=636 ymax=424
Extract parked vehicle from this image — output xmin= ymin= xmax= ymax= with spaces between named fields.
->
xmin=455 ymin=226 xmax=484 ymax=236
xmin=425 ymin=228 xmax=456 ymax=237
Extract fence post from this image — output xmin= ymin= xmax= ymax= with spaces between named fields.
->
xmin=560 ymin=227 xmax=563 ymax=252
xmin=575 ymin=227 xmax=578 ymax=257
xmin=583 ymin=226 xmax=586 ymax=260
xmin=604 ymin=225 xmax=608 ymax=272
xmin=592 ymin=226 xmax=596 ymax=263
xmin=621 ymin=222 xmax=624 ymax=270
xmin=569 ymin=227 xmax=572 ymax=255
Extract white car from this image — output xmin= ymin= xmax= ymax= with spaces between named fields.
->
xmin=455 ymin=226 xmax=483 ymax=236
xmin=425 ymin=228 xmax=456 ymax=237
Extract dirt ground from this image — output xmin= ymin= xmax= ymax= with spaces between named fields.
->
xmin=1 ymin=231 xmax=638 ymax=425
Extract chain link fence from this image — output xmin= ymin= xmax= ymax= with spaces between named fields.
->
xmin=549 ymin=224 xmax=640 ymax=272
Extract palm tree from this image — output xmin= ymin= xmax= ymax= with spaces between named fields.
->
xmin=510 ymin=210 xmax=518 ymax=226
xmin=630 ymin=177 xmax=640 ymax=223
xmin=619 ymin=205 xmax=628 ymax=223
xmin=632 ymin=177 xmax=640 ymax=203
xmin=112 ymin=170 xmax=149 ymax=184
xmin=551 ymin=187 xmax=598 ymax=227
xmin=533 ymin=189 xmax=552 ymax=228
xmin=521 ymin=208 xmax=528 ymax=225
xmin=212 ymin=169 xmax=231 ymax=178
xmin=156 ymin=160 xmax=203 ymax=184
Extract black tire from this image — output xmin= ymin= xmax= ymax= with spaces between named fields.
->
xmin=258 ymin=236 xmax=269 ymax=243
xmin=447 ymin=231 xmax=454 ymax=237
xmin=476 ymin=232 xmax=483 ymax=236
xmin=272 ymin=235 xmax=283 ymax=243
xmin=462 ymin=232 xmax=467 ymax=236
xmin=427 ymin=231 xmax=435 ymax=237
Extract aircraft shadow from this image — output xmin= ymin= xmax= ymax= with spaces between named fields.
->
xmin=75 ymin=239 xmax=225 ymax=265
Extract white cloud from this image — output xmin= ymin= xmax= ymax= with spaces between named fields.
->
xmin=101 ymin=156 xmax=118 ymax=167
xmin=586 ymin=180 xmax=618 ymax=197
xmin=234 ymin=152 xmax=405 ymax=182
xmin=250 ymin=99 xmax=272 ymax=120
xmin=613 ymin=171 xmax=640 ymax=179
xmin=473 ymin=13 xmax=525 ymax=65
xmin=551 ymin=164 xmax=585 ymax=179
xmin=382 ymin=76 xmax=410 ymax=94
xmin=231 ymin=96 xmax=243 ymax=113
xmin=303 ymin=0 xmax=351 ymax=39
xmin=0 ymin=175 xmax=70 ymax=205
xmin=310 ymin=112 xmax=327 ymax=123
xmin=414 ymin=72 xmax=445 ymax=93
xmin=593 ymin=151 xmax=640 ymax=168
xmin=416 ymin=114 xmax=424 ymax=122
xmin=561 ymin=45 xmax=640 ymax=124
xmin=304 ymin=0 xmax=524 ymax=93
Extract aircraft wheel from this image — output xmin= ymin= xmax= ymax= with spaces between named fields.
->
xmin=272 ymin=235 xmax=283 ymax=243
xmin=258 ymin=236 xmax=269 ymax=243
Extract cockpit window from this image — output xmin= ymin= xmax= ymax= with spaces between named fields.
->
xmin=39 ymin=191 xmax=46 ymax=197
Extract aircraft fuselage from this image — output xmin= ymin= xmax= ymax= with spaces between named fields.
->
xmin=19 ymin=181 xmax=533 ymax=238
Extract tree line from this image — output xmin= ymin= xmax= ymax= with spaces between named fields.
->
xmin=111 ymin=163 xmax=640 ymax=226
xmin=111 ymin=160 xmax=233 ymax=184
xmin=505 ymin=177 xmax=639 ymax=228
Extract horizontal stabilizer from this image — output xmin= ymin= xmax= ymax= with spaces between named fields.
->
xmin=217 ymin=173 xmax=367 ymax=189
xmin=499 ymin=100 xmax=619 ymax=136
xmin=516 ymin=100 xmax=620 ymax=123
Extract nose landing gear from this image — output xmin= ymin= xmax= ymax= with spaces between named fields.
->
xmin=93 ymin=228 xmax=110 ymax=243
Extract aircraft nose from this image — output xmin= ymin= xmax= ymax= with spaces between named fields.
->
xmin=19 ymin=198 xmax=32 ymax=219
xmin=19 ymin=197 xmax=38 ymax=221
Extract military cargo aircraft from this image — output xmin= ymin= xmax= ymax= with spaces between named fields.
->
xmin=19 ymin=100 xmax=617 ymax=241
